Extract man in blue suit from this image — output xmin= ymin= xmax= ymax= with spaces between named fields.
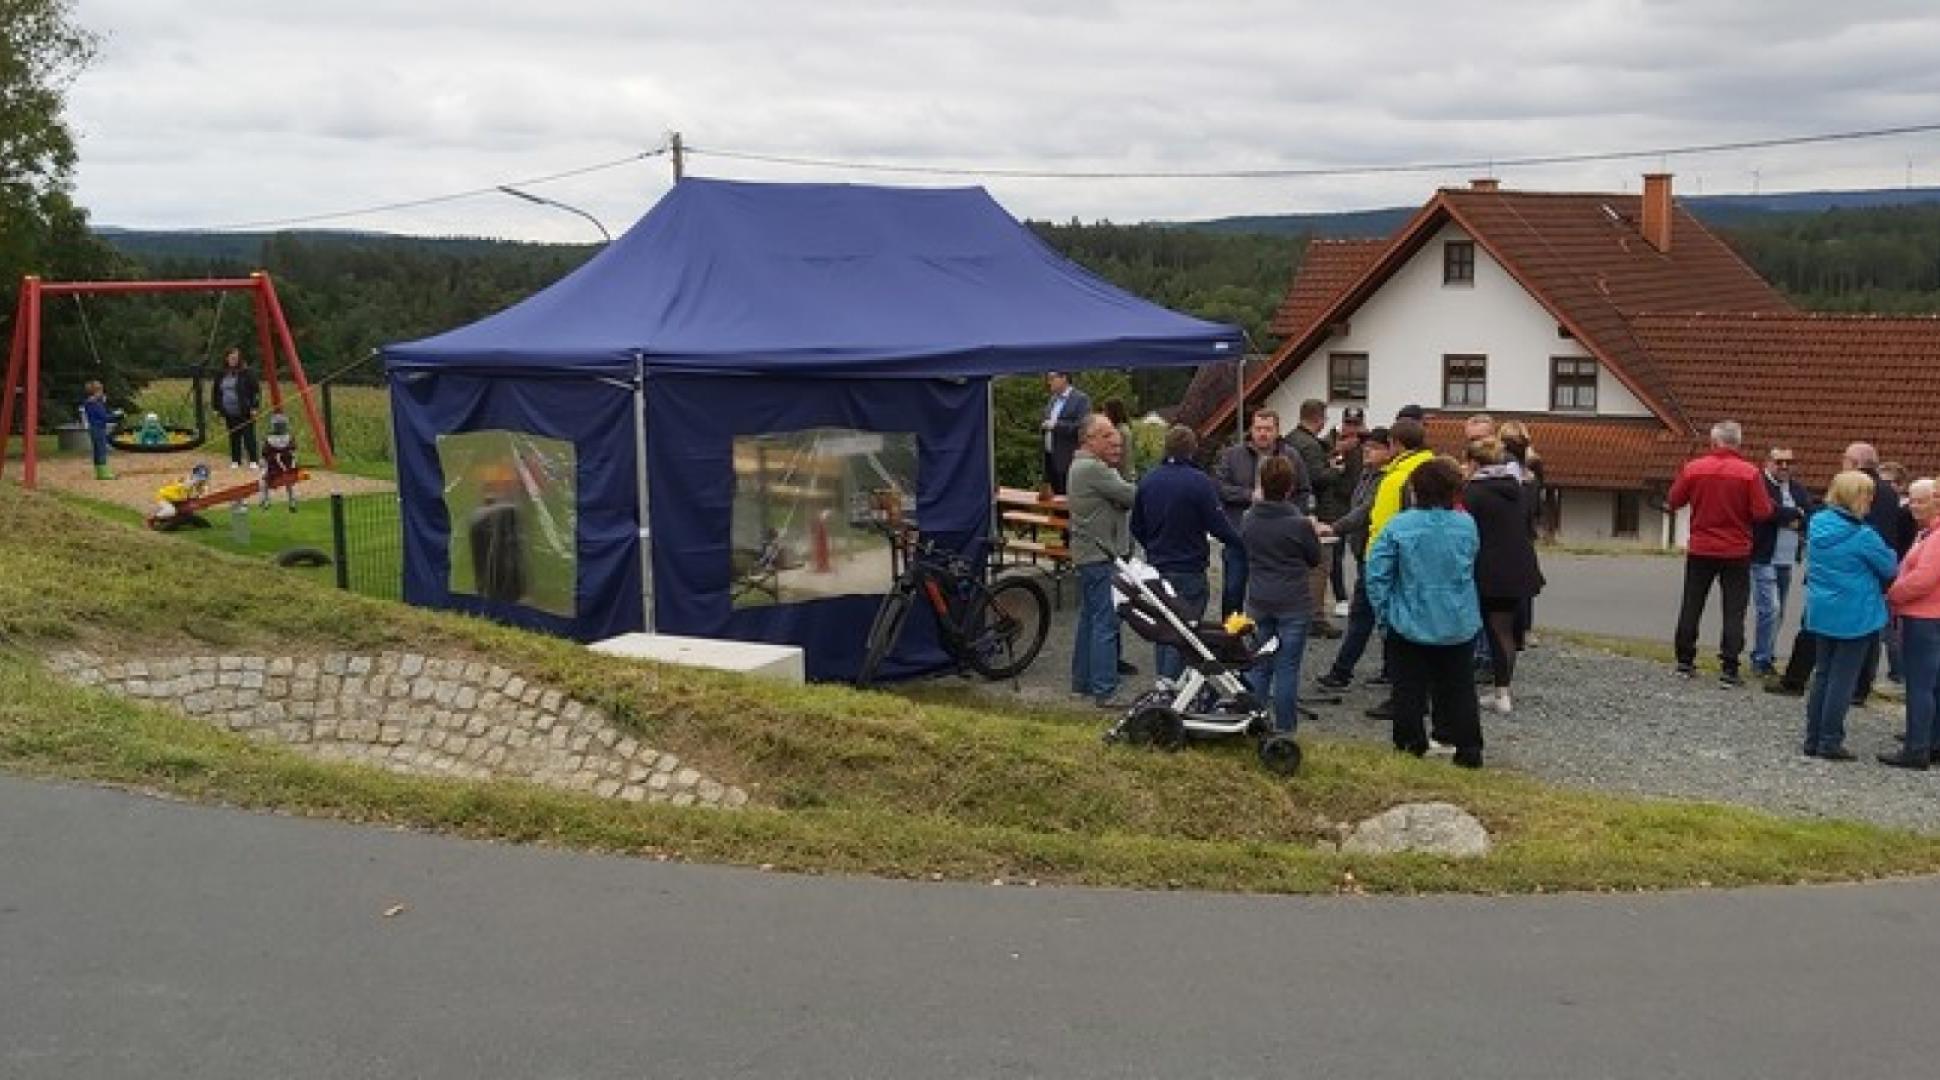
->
xmin=1041 ymin=371 xmax=1091 ymax=495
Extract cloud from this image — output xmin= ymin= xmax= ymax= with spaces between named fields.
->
xmin=62 ymin=0 xmax=1940 ymax=236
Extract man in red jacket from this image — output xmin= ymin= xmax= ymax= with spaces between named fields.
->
xmin=1668 ymin=420 xmax=1775 ymax=685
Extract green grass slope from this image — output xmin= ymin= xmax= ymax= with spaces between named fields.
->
xmin=3 ymin=483 xmax=1937 ymax=893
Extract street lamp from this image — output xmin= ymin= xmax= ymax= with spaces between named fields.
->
xmin=497 ymin=185 xmax=612 ymax=244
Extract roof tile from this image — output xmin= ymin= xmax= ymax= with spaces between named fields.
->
xmin=1634 ymin=312 xmax=1940 ymax=489
xmin=1421 ymin=415 xmax=1693 ymax=489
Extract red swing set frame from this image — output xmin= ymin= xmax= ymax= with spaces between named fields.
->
xmin=3 ymin=270 xmax=335 ymax=489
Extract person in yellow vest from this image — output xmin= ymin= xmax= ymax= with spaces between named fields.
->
xmin=1367 ymin=414 xmax=1432 ymax=551
xmin=1360 ymin=412 xmax=1433 ymax=723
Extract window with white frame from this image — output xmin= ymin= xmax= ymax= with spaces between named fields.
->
xmin=1551 ymin=357 xmax=1598 ymax=412
xmin=1328 ymin=352 xmax=1368 ymax=403
xmin=1443 ymin=240 xmax=1475 ymax=285
xmin=1442 ymin=354 xmax=1486 ymax=407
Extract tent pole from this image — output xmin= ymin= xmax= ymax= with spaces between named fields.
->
xmin=633 ymin=354 xmax=655 ymax=632
xmin=1234 ymin=348 xmax=1246 ymax=446
xmin=986 ymin=378 xmax=997 ymax=574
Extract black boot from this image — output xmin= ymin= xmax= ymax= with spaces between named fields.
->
xmin=1877 ymin=749 xmax=1931 ymax=770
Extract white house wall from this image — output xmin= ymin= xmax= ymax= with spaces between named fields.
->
xmin=1263 ymin=222 xmax=1651 ymax=426
xmin=1549 ymin=490 xmax=1670 ymax=546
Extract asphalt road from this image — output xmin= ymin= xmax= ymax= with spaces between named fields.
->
xmin=1532 ymin=552 xmax=1803 ymax=657
xmin=7 ymin=774 xmax=1939 ymax=1080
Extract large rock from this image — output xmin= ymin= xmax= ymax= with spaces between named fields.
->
xmin=1340 ymin=802 xmax=1491 ymax=858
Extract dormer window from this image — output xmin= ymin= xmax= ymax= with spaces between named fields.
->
xmin=1443 ymin=240 xmax=1475 ymax=285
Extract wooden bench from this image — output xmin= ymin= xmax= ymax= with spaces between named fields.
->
xmin=996 ymin=486 xmax=1071 ymax=604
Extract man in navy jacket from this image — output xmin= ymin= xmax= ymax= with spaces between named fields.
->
xmin=1132 ymin=425 xmax=1242 ymax=679
xmin=1750 ymin=446 xmax=1813 ymax=676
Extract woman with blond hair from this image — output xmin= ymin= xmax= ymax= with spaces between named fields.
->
xmin=1496 ymin=419 xmax=1545 ymax=645
xmin=1800 ymin=470 xmax=1899 ymax=760
xmin=1465 ymin=437 xmax=1544 ymax=713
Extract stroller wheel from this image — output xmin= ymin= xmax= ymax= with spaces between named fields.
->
xmin=1258 ymin=735 xmax=1303 ymax=775
xmin=1123 ymin=704 xmax=1185 ymax=751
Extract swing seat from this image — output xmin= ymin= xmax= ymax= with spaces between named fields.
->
xmin=110 ymin=426 xmax=205 ymax=453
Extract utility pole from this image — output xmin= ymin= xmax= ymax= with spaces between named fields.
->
xmin=671 ymin=131 xmax=684 ymax=183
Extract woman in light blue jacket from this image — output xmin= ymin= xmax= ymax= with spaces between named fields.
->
xmin=1365 ymin=456 xmax=1485 ymax=767
xmin=1801 ymin=470 xmax=1899 ymax=760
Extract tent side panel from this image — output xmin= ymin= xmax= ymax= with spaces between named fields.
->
xmin=390 ymin=369 xmax=641 ymax=640
xmin=647 ymin=374 xmax=992 ymax=682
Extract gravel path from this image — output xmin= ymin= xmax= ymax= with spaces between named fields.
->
xmin=948 ymin=584 xmax=1940 ymax=834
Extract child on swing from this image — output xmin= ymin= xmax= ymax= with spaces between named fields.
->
xmin=259 ymin=412 xmax=299 ymax=510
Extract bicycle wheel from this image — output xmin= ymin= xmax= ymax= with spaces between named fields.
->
xmin=857 ymin=589 xmax=915 ymax=688
xmin=961 ymin=574 xmax=1051 ymax=680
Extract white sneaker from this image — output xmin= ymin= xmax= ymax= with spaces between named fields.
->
xmin=248 ymin=460 xmax=261 ymax=471
xmin=1493 ymin=688 xmax=1513 ymax=714
xmin=229 ymin=462 xmax=240 ymax=470
xmin=1333 ymin=601 xmax=1350 ymax=618
xmin=1426 ymin=739 xmax=1457 ymax=757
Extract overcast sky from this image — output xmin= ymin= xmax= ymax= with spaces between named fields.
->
xmin=63 ymin=0 xmax=1940 ymax=241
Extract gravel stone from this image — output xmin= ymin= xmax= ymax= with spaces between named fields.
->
xmin=969 ymin=621 xmax=1940 ymax=834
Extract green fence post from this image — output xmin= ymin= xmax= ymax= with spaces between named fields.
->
xmin=330 ymin=493 xmax=350 ymax=591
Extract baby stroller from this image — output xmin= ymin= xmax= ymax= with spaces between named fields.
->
xmin=1103 ymin=555 xmax=1303 ymax=775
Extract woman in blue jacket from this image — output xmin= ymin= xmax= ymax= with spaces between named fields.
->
xmin=1365 ymin=456 xmax=1485 ymax=768
xmin=1801 ymin=470 xmax=1900 ymax=760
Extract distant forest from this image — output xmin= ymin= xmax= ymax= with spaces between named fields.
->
xmin=46 ymin=202 xmax=1940 ymax=418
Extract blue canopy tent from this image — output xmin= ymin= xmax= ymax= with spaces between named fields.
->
xmin=383 ymin=179 xmax=1241 ymax=680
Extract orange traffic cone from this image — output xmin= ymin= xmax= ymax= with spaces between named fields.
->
xmin=810 ymin=510 xmax=833 ymax=574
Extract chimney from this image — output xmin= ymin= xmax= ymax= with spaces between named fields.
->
xmin=1469 ymin=177 xmax=1500 ymax=192
xmin=1641 ymin=173 xmax=1673 ymax=253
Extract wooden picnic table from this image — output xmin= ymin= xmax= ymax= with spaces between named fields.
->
xmin=995 ymin=487 xmax=1071 ymax=601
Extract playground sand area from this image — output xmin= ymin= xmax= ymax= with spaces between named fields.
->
xmin=29 ymin=451 xmax=394 ymax=513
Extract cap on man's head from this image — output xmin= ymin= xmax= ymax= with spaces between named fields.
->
xmin=1364 ymin=426 xmax=1392 ymax=445
xmin=1341 ymin=406 xmax=1366 ymax=425
xmin=1395 ymin=404 xmax=1425 ymax=422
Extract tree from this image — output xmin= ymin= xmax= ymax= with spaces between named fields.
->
xmin=1 ymin=0 xmax=97 ymax=196
xmin=2 ymin=2 xmax=138 ymax=417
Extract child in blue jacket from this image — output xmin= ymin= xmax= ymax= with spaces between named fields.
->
xmin=79 ymin=380 xmax=117 ymax=481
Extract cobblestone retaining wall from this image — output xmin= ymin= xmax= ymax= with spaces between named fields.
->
xmin=47 ymin=650 xmax=747 ymax=810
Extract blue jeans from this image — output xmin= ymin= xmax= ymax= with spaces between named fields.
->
xmin=1070 ymin=563 xmax=1120 ymax=699
xmin=88 ymin=427 xmax=110 ymax=467
xmin=1155 ymin=570 xmax=1210 ymax=681
xmin=1751 ymin=563 xmax=1793 ymax=670
xmin=1219 ymin=542 xmax=1247 ymax=621
xmin=1804 ymin=633 xmax=1873 ymax=754
xmin=1247 ymin=611 xmax=1309 ymax=734
xmin=1900 ymin=617 xmax=1940 ymax=755
xmin=1328 ymin=560 xmax=1380 ymax=681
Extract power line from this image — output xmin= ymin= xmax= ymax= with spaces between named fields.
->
xmin=689 ymin=121 xmax=1940 ymax=181
xmin=178 ymin=147 xmax=668 ymax=232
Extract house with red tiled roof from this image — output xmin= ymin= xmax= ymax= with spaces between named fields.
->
xmin=1179 ymin=174 xmax=1818 ymax=545
xmin=1634 ymin=311 xmax=1940 ymax=487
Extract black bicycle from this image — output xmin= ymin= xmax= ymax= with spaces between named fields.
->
xmin=856 ymin=521 xmax=1052 ymax=687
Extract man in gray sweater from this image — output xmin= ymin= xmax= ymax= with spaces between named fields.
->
xmin=1069 ymin=415 xmax=1138 ymax=705
xmin=1316 ymin=426 xmax=1393 ymax=691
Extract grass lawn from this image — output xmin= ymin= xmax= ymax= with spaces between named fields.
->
xmin=5 ymin=482 xmax=1940 ymax=894
xmin=134 ymin=378 xmax=395 ymax=466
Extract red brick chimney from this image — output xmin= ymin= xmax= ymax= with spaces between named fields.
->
xmin=1641 ymin=173 xmax=1673 ymax=253
xmin=1470 ymin=177 xmax=1500 ymax=192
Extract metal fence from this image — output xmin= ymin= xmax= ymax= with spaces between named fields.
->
xmin=328 ymin=491 xmax=402 ymax=601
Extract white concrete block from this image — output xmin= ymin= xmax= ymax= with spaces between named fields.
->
xmin=588 ymin=633 xmax=804 ymax=685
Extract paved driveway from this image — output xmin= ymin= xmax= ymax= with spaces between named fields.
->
xmin=1533 ymin=552 xmax=1804 ymax=656
xmin=5 ymin=774 xmax=1938 ymax=1080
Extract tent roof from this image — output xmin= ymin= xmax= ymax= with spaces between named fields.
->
xmin=384 ymin=179 xmax=1243 ymax=377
